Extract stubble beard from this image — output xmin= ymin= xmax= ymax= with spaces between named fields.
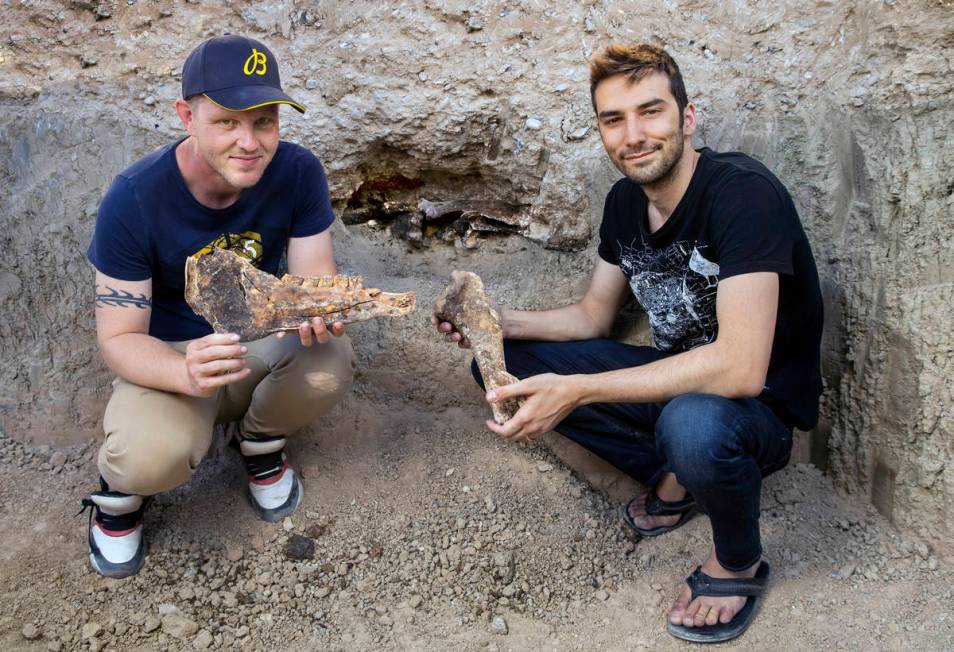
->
xmin=619 ymin=133 xmax=684 ymax=187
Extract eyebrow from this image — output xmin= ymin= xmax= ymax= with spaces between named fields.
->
xmin=597 ymin=97 xmax=667 ymax=120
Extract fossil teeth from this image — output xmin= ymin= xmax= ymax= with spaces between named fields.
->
xmin=184 ymin=247 xmax=415 ymax=341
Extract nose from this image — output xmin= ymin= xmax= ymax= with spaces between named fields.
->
xmin=623 ymin=114 xmax=645 ymax=147
xmin=236 ymin=123 xmax=258 ymax=152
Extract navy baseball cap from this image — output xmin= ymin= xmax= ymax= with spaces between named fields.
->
xmin=181 ymin=35 xmax=304 ymax=113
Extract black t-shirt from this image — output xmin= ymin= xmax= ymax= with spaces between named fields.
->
xmin=598 ymin=148 xmax=823 ymax=430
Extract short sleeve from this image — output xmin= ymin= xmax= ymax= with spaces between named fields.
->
xmin=290 ymin=150 xmax=335 ymax=238
xmin=597 ymin=181 xmax=625 ymax=265
xmin=86 ymin=176 xmax=153 ymax=281
xmin=709 ymin=173 xmax=795 ymax=280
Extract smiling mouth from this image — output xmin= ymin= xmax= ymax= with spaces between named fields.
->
xmin=231 ymin=155 xmax=261 ymax=167
xmin=623 ymin=148 xmax=658 ymax=162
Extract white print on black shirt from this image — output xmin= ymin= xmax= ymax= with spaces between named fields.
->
xmin=618 ymin=240 xmax=721 ymax=352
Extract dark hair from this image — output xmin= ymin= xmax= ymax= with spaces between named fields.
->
xmin=589 ymin=44 xmax=689 ymax=124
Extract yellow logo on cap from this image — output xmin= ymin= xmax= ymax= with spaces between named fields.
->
xmin=243 ymin=48 xmax=267 ymax=76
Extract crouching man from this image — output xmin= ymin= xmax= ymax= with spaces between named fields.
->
xmin=84 ymin=35 xmax=355 ymax=578
xmin=434 ymin=44 xmax=822 ymax=643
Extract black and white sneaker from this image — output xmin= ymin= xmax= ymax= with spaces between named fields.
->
xmin=239 ymin=437 xmax=303 ymax=522
xmin=82 ymin=484 xmax=147 ymax=579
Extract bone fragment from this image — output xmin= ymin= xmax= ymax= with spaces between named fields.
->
xmin=433 ymin=271 xmax=522 ymax=424
xmin=184 ymin=247 xmax=416 ymax=340
xmin=418 ymin=199 xmax=522 ymax=226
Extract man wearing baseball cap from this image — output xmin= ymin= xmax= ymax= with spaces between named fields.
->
xmin=83 ymin=35 xmax=355 ymax=578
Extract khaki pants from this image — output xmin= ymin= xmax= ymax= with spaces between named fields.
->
xmin=98 ymin=334 xmax=355 ymax=496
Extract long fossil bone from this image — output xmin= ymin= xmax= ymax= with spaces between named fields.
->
xmin=184 ymin=247 xmax=416 ymax=340
xmin=433 ymin=271 xmax=522 ymax=424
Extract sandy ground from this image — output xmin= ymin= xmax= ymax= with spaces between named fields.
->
xmin=1 ymin=390 xmax=951 ymax=651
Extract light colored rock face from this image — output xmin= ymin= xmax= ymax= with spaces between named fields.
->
xmin=0 ymin=1 xmax=951 ymax=555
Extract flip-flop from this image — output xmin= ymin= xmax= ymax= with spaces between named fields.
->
xmin=667 ymin=561 xmax=771 ymax=644
xmin=620 ymin=488 xmax=697 ymax=537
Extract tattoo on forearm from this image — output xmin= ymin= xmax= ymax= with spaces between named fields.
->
xmin=95 ymin=286 xmax=152 ymax=309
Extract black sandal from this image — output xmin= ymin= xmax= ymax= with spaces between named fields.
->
xmin=667 ymin=561 xmax=771 ymax=643
xmin=621 ymin=488 xmax=697 ymax=537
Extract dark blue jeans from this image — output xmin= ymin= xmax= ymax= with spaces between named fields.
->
xmin=472 ymin=339 xmax=793 ymax=571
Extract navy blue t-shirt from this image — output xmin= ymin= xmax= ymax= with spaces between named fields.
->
xmin=88 ymin=140 xmax=334 ymax=341
xmin=598 ymin=148 xmax=823 ymax=431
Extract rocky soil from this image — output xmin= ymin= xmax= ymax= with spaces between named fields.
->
xmin=1 ymin=393 xmax=951 ymax=651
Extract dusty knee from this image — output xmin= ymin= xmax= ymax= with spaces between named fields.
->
xmin=303 ymin=368 xmax=351 ymax=396
xmin=300 ymin=338 xmax=355 ymax=396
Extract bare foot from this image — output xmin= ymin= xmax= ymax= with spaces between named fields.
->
xmin=626 ymin=472 xmax=687 ymax=530
xmin=668 ymin=547 xmax=760 ymax=628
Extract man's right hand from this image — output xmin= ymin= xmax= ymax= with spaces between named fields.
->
xmin=182 ymin=333 xmax=251 ymax=397
xmin=430 ymin=315 xmax=472 ymax=349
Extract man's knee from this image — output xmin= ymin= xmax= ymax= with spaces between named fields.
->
xmin=656 ymin=393 xmax=742 ymax=481
xmin=99 ymin=428 xmax=200 ymax=495
xmin=298 ymin=336 xmax=356 ymax=400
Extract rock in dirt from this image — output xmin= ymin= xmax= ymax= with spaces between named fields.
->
xmin=493 ymin=551 xmax=516 ymax=584
xmin=20 ymin=623 xmax=40 ymax=640
xmin=194 ymin=629 xmax=214 ymax=649
xmin=491 ymin=615 xmax=509 ymax=635
xmin=161 ymin=613 xmax=199 ymax=639
xmin=81 ymin=622 xmax=102 ymax=639
xmin=225 ymin=544 xmax=244 ymax=562
xmin=285 ymin=534 xmax=316 ymax=560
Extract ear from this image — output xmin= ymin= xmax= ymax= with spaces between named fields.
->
xmin=682 ymin=102 xmax=697 ymax=137
xmin=174 ymin=98 xmax=196 ymax=135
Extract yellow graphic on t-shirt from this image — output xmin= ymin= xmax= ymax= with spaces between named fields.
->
xmin=192 ymin=232 xmax=263 ymax=266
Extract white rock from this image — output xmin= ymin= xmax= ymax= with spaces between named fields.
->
xmin=194 ymin=629 xmax=214 ymax=649
xmin=21 ymin=623 xmax=40 ymax=640
xmin=491 ymin=615 xmax=509 ymax=635
xmin=81 ymin=622 xmax=102 ymax=640
xmin=161 ymin=613 xmax=198 ymax=639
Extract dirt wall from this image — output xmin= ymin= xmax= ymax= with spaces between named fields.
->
xmin=1 ymin=0 xmax=951 ymax=558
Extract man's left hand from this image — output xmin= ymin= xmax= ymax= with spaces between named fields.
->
xmin=485 ymin=374 xmax=582 ymax=442
xmin=276 ymin=316 xmax=346 ymax=346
